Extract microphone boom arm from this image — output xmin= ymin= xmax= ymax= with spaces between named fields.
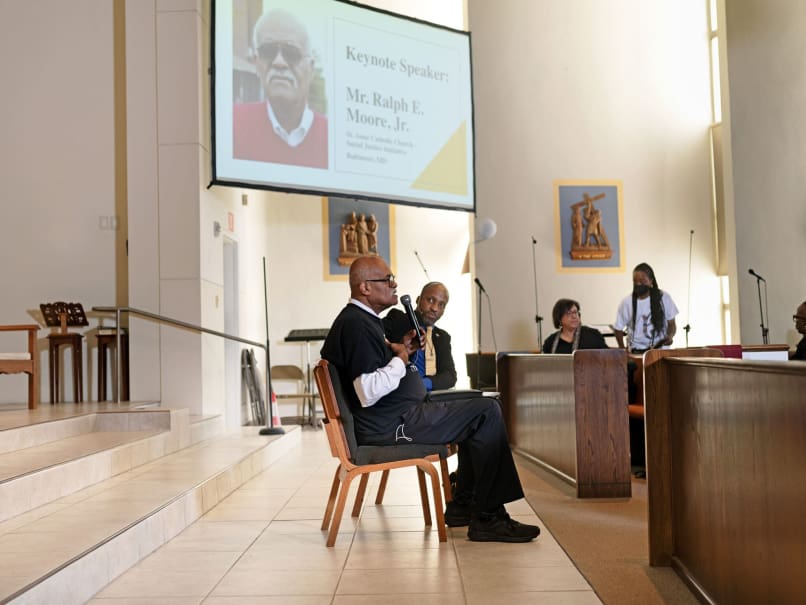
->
xmin=748 ymin=269 xmax=769 ymax=344
xmin=683 ymin=229 xmax=694 ymax=346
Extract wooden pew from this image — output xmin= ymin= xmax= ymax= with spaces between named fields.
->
xmin=629 ymin=348 xmax=724 ymax=468
xmin=708 ymin=343 xmax=790 ymax=361
xmin=644 ymin=356 xmax=806 ymax=605
xmin=497 ymin=349 xmax=630 ymax=498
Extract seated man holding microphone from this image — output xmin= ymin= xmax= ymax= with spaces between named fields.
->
xmin=320 ymin=257 xmax=539 ymax=543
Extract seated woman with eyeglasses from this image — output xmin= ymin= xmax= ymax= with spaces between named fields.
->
xmin=541 ymin=299 xmax=608 ymax=354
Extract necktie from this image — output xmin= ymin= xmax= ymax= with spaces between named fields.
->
xmin=425 ymin=326 xmax=437 ymax=376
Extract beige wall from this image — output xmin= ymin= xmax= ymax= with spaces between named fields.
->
xmin=0 ymin=1 xmax=119 ymax=404
xmin=468 ymin=0 xmax=723 ymax=351
xmin=723 ymin=0 xmax=806 ymax=347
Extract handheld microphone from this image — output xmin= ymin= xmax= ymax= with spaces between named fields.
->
xmin=748 ymin=268 xmax=766 ymax=282
xmin=399 ymin=294 xmax=423 ymax=347
xmin=474 ymin=277 xmax=487 ymax=294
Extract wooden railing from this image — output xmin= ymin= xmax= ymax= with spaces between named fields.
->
xmin=645 ymin=356 xmax=806 ymax=605
xmin=497 ymin=349 xmax=630 ymax=498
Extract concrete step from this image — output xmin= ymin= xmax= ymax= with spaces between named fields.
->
xmin=0 ymin=408 xmax=192 ymax=525
xmin=0 ymin=425 xmax=300 ymax=604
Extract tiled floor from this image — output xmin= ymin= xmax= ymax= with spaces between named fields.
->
xmin=89 ymin=428 xmax=602 ymax=604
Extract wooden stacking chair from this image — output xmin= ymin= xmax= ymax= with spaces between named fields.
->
xmin=313 ymin=359 xmax=450 ymax=547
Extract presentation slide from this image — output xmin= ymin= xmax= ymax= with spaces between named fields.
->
xmin=212 ymin=0 xmax=475 ymax=211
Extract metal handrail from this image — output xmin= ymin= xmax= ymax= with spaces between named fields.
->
xmin=92 ymin=305 xmax=267 ymax=406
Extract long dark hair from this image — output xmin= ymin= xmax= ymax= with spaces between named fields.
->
xmin=631 ymin=262 xmax=665 ymax=337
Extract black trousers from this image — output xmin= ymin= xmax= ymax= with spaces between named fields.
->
xmin=629 ymin=416 xmax=646 ymax=467
xmin=398 ymin=397 xmax=524 ymax=512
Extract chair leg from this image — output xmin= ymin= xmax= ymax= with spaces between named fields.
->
xmin=416 ymin=467 xmax=432 ymax=526
xmin=422 ymin=463 xmax=447 ymax=543
xmin=27 ymin=371 xmax=36 ymax=410
xmin=352 ymin=473 xmax=370 ymax=517
xmin=375 ymin=469 xmax=390 ymax=505
xmin=322 ymin=465 xmax=341 ymax=531
xmin=327 ymin=472 xmax=355 ymax=547
xmin=440 ymin=457 xmax=453 ymax=503
xmin=73 ymin=342 xmax=83 ymax=403
xmin=98 ymin=343 xmax=107 ymax=402
xmin=49 ymin=342 xmax=58 ymax=404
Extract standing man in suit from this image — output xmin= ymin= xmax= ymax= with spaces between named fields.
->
xmin=383 ymin=282 xmax=457 ymax=391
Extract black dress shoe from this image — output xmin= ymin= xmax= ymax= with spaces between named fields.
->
xmin=467 ymin=511 xmax=540 ymax=543
xmin=444 ymin=500 xmax=472 ymax=527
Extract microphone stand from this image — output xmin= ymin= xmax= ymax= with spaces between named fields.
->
xmin=475 ymin=282 xmax=482 ymax=389
xmin=260 ymin=256 xmax=284 ymax=436
xmin=414 ymin=250 xmax=430 ymax=280
xmin=683 ymin=229 xmax=694 ymax=346
xmin=763 ymin=278 xmax=770 ymax=345
xmin=531 ymin=236 xmax=543 ymax=348
xmin=751 ymin=272 xmax=769 ymax=344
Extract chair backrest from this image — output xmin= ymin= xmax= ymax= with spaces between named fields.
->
xmin=0 ymin=325 xmax=38 ymax=364
xmin=313 ymin=359 xmax=360 ymax=463
xmin=270 ymin=364 xmax=306 ymax=382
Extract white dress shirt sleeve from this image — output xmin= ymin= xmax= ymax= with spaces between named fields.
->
xmin=353 ymin=356 xmax=406 ymax=407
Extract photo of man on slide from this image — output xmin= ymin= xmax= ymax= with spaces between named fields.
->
xmin=233 ymin=9 xmax=328 ymax=169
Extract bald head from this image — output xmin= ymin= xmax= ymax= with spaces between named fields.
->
xmin=349 ymin=256 xmax=383 ymax=293
xmin=349 ymin=256 xmax=398 ymax=314
xmin=796 ymin=301 xmax=806 ymax=335
xmin=416 ymin=282 xmax=449 ymax=326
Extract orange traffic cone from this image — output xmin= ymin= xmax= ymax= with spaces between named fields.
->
xmin=270 ymin=390 xmax=282 ymax=428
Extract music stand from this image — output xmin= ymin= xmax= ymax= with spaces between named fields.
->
xmin=40 ymin=302 xmax=89 ymax=403
xmin=284 ymin=328 xmax=329 ymax=427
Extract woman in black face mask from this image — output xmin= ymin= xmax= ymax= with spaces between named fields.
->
xmin=613 ymin=262 xmax=679 ymax=353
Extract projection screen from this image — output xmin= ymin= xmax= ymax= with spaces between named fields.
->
xmin=212 ymin=0 xmax=475 ymax=212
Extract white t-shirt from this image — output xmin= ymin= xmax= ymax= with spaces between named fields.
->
xmin=614 ymin=290 xmax=678 ymax=351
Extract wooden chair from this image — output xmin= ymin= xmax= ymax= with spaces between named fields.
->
xmin=0 ymin=325 xmax=40 ymax=409
xmin=313 ymin=359 xmax=449 ymax=547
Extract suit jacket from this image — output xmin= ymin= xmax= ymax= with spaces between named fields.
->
xmin=383 ymin=308 xmax=457 ymax=390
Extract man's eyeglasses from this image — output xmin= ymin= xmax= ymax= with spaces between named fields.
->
xmin=256 ymin=42 xmax=306 ymax=65
xmin=365 ymin=274 xmax=396 ymax=286
xmin=794 ymin=315 xmax=806 ymax=322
